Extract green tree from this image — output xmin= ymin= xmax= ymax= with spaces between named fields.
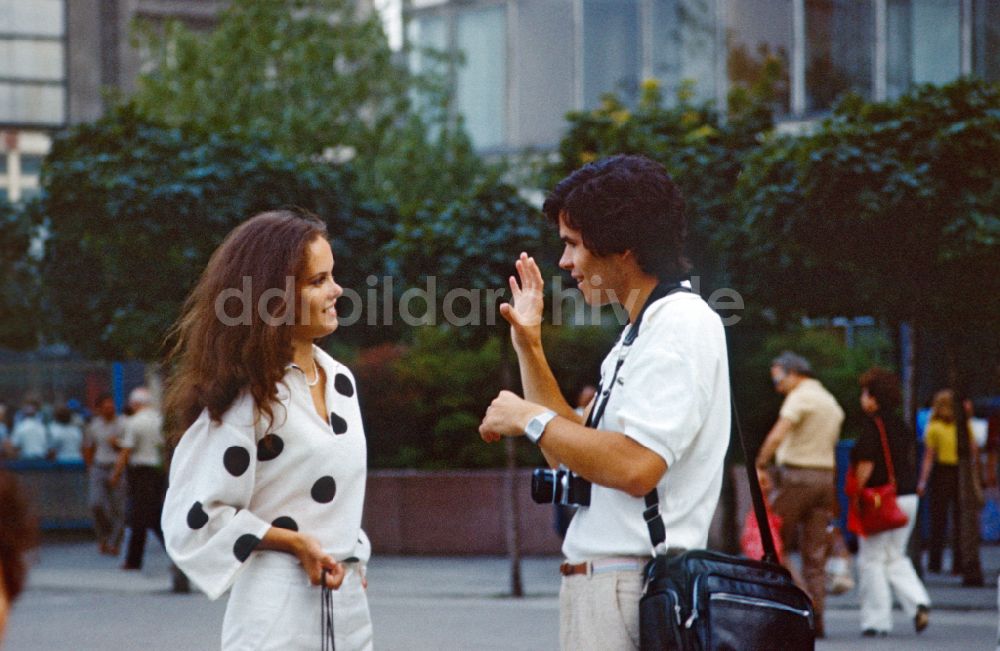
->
xmin=732 ymin=79 xmax=1000 ymax=326
xmin=0 ymin=200 xmax=42 ymax=350
xmin=731 ymin=79 xmax=1000 ymax=409
xmin=132 ymin=0 xmax=484 ymax=216
xmin=38 ymin=104 xmax=390 ymax=360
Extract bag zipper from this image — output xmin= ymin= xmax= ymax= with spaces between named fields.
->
xmin=666 ymin=589 xmax=683 ymax=626
xmin=709 ymin=592 xmax=811 ymax=618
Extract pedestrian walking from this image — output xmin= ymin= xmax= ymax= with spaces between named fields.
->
xmin=755 ymin=351 xmax=845 ymax=638
xmin=83 ymin=394 xmax=127 ymax=556
xmin=918 ymin=388 xmax=982 ymax=582
xmin=161 ymin=210 xmax=372 ymax=650
xmin=114 ymin=387 xmax=167 ymax=570
xmin=851 ymin=368 xmax=930 ymax=636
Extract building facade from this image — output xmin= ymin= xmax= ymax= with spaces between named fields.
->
xmin=404 ymin=0 xmax=1000 ymax=152
xmin=0 ymin=0 xmax=220 ymax=202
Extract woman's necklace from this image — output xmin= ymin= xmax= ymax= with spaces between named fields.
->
xmin=304 ymin=358 xmax=320 ymax=387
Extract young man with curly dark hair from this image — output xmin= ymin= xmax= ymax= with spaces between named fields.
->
xmin=480 ymin=154 xmax=731 ymax=649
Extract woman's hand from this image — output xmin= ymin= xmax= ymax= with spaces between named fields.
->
xmin=293 ymin=533 xmax=345 ymax=590
xmin=499 ymin=253 xmax=544 ymax=350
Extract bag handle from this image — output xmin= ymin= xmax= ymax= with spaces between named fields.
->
xmin=733 ymin=396 xmax=780 ymax=565
xmin=873 ymin=416 xmax=897 ymax=487
xmin=321 ymin=569 xmax=336 ymax=651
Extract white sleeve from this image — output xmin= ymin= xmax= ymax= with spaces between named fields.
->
xmin=161 ymin=412 xmax=271 ymax=600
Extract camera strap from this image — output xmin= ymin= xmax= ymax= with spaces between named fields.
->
xmin=584 ymin=281 xmax=690 ymax=553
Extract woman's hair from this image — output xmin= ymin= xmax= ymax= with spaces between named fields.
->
xmin=162 ymin=209 xmax=328 ymax=446
xmin=859 ymin=368 xmax=902 ymax=413
xmin=930 ymin=389 xmax=956 ymax=424
xmin=0 ymin=471 xmax=38 ymax=602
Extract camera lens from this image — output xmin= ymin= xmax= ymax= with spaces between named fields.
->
xmin=531 ymin=468 xmax=556 ymax=504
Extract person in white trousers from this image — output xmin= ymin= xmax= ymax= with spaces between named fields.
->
xmin=161 ymin=210 xmax=373 ymax=650
xmin=852 ymin=368 xmax=930 ymax=637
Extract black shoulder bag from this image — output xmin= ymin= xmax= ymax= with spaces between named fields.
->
xmin=588 ymin=283 xmax=816 ymax=650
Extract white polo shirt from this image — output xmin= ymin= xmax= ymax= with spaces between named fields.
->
xmin=162 ymin=345 xmax=370 ymax=600
xmin=562 ymin=291 xmax=731 ymax=563
xmin=120 ymin=408 xmax=165 ymax=468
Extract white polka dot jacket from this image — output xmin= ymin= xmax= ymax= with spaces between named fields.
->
xmin=161 ymin=345 xmax=370 ymax=600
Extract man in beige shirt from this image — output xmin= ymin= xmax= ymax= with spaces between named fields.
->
xmin=756 ymin=351 xmax=844 ymax=638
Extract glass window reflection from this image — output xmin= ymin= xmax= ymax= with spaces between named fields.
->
xmin=455 ymin=5 xmax=506 ymax=149
xmin=805 ymin=0 xmax=873 ymax=113
xmin=583 ymin=0 xmax=641 ymax=108
xmin=727 ymin=0 xmax=792 ymax=114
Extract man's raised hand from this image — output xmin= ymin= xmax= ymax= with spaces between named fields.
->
xmin=499 ymin=252 xmax=544 ymax=349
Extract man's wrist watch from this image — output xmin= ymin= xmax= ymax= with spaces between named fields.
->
xmin=524 ymin=410 xmax=557 ymax=445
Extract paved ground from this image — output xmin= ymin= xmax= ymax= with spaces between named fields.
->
xmin=5 ymin=537 xmax=998 ymax=650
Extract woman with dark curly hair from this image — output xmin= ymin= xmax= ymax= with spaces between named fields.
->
xmin=0 ymin=470 xmax=39 ymax=641
xmin=851 ymin=368 xmax=929 ymax=637
xmin=161 ymin=210 xmax=372 ymax=650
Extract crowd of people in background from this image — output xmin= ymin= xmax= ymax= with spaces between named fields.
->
xmin=0 ymin=396 xmax=88 ymax=462
xmin=747 ymin=350 xmax=996 ymax=639
xmin=0 ymin=387 xmax=171 ymax=574
xmin=2 ymin=354 xmax=998 ymax=643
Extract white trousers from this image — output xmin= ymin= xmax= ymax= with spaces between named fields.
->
xmin=560 ymin=570 xmax=642 ymax=651
xmin=222 ymin=552 xmax=373 ymax=650
xmin=857 ymin=494 xmax=931 ymax=632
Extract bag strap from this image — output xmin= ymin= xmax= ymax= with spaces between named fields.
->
xmin=321 ymin=569 xmax=336 ymax=651
xmin=733 ymin=395 xmax=780 ymax=564
xmin=584 ymin=281 xmax=687 ymax=431
xmin=583 ymin=281 xmax=688 ymax=555
xmin=874 ymin=416 xmax=897 ymax=486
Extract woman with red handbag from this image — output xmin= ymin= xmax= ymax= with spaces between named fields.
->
xmin=851 ymin=369 xmax=930 ymax=637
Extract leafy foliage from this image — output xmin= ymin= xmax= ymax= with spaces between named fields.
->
xmin=0 ymin=200 xmax=42 ymax=350
xmin=37 ymin=104 xmax=391 ymax=359
xmin=132 ymin=0 xmax=484 ymax=216
xmin=731 ymin=79 xmax=1000 ymax=327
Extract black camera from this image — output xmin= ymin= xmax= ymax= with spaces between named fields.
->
xmin=531 ymin=468 xmax=592 ymax=506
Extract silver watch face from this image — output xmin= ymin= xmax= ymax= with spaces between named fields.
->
xmin=525 ymin=418 xmax=544 ymax=442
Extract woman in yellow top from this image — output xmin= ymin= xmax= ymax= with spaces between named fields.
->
xmin=917 ymin=389 xmax=978 ymax=574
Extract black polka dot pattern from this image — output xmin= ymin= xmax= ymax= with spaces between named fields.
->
xmin=311 ymin=476 xmax=337 ymax=503
xmin=233 ymin=533 xmax=261 ymax=562
xmin=329 ymin=411 xmax=348 ymax=435
xmin=187 ymin=501 xmax=209 ymax=529
xmin=334 ymin=373 xmax=355 ymax=397
xmin=271 ymin=516 xmax=298 ymax=532
xmin=257 ymin=434 xmax=284 ymax=461
xmin=223 ymin=446 xmax=251 ymax=476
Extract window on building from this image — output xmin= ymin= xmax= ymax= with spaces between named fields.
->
xmin=888 ymin=0 xmax=962 ymax=95
xmin=726 ymin=0 xmax=793 ymax=114
xmin=455 ymin=6 xmax=506 ymax=150
xmin=651 ymin=0 xmax=719 ymax=103
xmin=582 ymin=0 xmax=641 ymax=108
xmin=805 ymin=0 xmax=874 ymax=113
xmin=0 ymin=0 xmax=66 ymax=126
xmin=973 ymin=0 xmax=1000 ymax=82
xmin=0 ymin=135 xmax=50 ymax=203
xmin=406 ymin=4 xmax=507 ymax=151
xmin=513 ymin=0 xmax=574 ymax=148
